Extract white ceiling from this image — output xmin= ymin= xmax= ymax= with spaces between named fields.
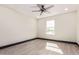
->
xmin=3 ymin=4 xmax=79 ymax=19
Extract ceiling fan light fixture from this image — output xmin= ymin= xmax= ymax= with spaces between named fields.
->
xmin=64 ymin=8 xmax=68 ymax=11
xmin=32 ymin=4 xmax=54 ymax=15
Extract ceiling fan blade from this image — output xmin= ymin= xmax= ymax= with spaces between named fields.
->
xmin=46 ymin=5 xmax=54 ymax=10
xmin=32 ymin=10 xmax=40 ymax=12
xmin=37 ymin=4 xmax=43 ymax=9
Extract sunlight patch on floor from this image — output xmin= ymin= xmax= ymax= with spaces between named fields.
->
xmin=45 ymin=42 xmax=63 ymax=54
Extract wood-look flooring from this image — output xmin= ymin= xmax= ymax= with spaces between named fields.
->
xmin=0 ymin=39 xmax=79 ymax=55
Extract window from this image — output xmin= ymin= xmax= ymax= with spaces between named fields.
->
xmin=46 ymin=20 xmax=55 ymax=35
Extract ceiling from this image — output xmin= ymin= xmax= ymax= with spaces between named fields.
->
xmin=3 ymin=4 xmax=79 ymax=19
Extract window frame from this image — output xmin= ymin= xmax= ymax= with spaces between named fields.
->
xmin=46 ymin=20 xmax=55 ymax=35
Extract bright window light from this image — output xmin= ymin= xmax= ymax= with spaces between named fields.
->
xmin=46 ymin=20 xmax=55 ymax=35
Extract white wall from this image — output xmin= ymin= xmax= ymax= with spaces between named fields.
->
xmin=77 ymin=10 xmax=79 ymax=44
xmin=37 ymin=11 xmax=77 ymax=42
xmin=0 ymin=6 xmax=37 ymax=47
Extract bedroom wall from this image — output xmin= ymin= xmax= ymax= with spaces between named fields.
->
xmin=0 ymin=6 xmax=37 ymax=47
xmin=77 ymin=10 xmax=79 ymax=44
xmin=37 ymin=11 xmax=77 ymax=42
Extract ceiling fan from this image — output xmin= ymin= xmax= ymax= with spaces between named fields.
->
xmin=32 ymin=4 xmax=54 ymax=15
